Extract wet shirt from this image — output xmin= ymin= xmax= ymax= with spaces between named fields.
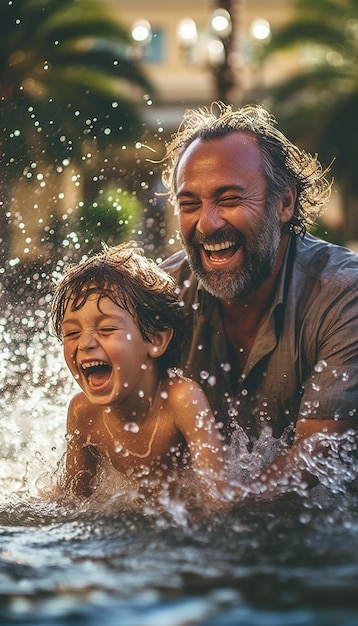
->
xmin=162 ymin=234 xmax=358 ymax=442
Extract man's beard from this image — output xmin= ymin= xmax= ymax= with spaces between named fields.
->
xmin=181 ymin=203 xmax=282 ymax=300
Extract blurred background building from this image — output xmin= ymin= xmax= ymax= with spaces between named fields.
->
xmin=108 ymin=0 xmax=294 ymax=130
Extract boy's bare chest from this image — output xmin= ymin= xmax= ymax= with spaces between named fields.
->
xmin=86 ymin=412 xmax=186 ymax=474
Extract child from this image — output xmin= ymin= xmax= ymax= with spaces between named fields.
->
xmin=50 ymin=243 xmax=227 ymax=509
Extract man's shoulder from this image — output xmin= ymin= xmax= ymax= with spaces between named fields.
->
xmin=161 ymin=250 xmax=195 ymax=285
xmin=295 ymin=234 xmax=358 ymax=285
xmin=160 ymin=249 xmax=187 ymax=273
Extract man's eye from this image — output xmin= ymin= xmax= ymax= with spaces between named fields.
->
xmin=220 ymin=195 xmax=241 ymax=204
xmin=178 ymin=200 xmax=200 ymax=213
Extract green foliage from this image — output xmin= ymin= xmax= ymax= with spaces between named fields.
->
xmin=77 ymin=188 xmax=143 ymax=252
xmin=0 ymin=0 xmax=152 ymax=177
xmin=257 ymin=0 xmax=358 ymax=239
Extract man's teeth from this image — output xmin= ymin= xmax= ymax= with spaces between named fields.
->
xmin=81 ymin=360 xmax=107 ymax=370
xmin=203 ymin=241 xmax=235 ymax=252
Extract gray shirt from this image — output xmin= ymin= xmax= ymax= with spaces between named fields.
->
xmin=162 ymin=234 xmax=358 ymax=442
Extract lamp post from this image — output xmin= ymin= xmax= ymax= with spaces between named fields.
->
xmin=213 ymin=0 xmax=271 ymax=103
xmin=211 ymin=3 xmax=235 ymax=101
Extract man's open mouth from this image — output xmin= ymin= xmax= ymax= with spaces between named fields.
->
xmin=202 ymin=239 xmax=241 ymax=261
xmin=80 ymin=360 xmax=112 ymax=388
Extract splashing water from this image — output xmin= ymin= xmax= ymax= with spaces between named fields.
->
xmin=0 ymin=318 xmax=71 ymax=502
xmin=1 ymin=287 xmax=358 ymax=509
xmin=1 ymin=291 xmax=358 ymax=626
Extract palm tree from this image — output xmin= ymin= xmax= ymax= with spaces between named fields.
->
xmin=0 ymin=0 xmax=152 ymax=264
xmin=254 ymin=0 xmax=358 ymax=242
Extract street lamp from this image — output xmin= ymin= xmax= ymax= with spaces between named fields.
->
xmin=250 ymin=18 xmax=271 ymax=42
xmin=176 ymin=18 xmax=198 ymax=47
xmin=130 ymin=19 xmax=152 ymax=46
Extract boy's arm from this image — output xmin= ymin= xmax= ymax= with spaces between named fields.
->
xmin=170 ymin=378 xmax=228 ymax=508
xmin=64 ymin=393 xmax=98 ymax=498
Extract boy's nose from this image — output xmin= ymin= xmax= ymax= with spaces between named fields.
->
xmin=78 ymin=331 xmax=97 ymax=351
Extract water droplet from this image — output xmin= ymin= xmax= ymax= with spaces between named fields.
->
xmin=314 ymin=360 xmax=327 ymax=373
xmin=124 ymin=422 xmax=139 ymax=433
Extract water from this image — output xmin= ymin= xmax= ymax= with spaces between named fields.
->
xmin=1 ymin=298 xmax=358 ymax=626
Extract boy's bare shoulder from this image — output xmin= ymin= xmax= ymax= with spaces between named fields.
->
xmin=68 ymin=391 xmax=91 ymax=411
xmin=68 ymin=392 xmax=99 ymax=424
xmin=161 ymin=371 xmax=207 ymax=405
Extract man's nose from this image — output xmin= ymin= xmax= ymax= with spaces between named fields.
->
xmin=197 ymin=202 xmax=225 ymax=235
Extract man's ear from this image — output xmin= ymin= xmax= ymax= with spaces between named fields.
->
xmin=278 ymin=184 xmax=297 ymax=225
xmin=148 ymin=328 xmax=174 ymax=358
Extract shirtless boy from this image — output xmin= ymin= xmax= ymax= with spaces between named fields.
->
xmin=50 ymin=243 xmax=227 ymax=508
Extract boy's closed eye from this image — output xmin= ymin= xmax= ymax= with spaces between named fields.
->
xmin=98 ymin=326 xmax=118 ymax=334
xmin=63 ymin=329 xmax=81 ymax=339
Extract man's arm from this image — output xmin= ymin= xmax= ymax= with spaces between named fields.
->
xmin=248 ymin=275 xmax=358 ymax=502
xmin=245 ymin=418 xmax=356 ymax=501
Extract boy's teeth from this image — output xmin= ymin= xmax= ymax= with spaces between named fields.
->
xmin=81 ymin=360 xmax=106 ymax=369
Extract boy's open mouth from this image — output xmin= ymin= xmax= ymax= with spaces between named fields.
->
xmin=81 ymin=360 xmax=112 ymax=388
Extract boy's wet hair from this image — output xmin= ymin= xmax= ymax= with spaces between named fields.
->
xmin=161 ymin=102 xmax=333 ymax=236
xmin=50 ymin=242 xmax=184 ymax=377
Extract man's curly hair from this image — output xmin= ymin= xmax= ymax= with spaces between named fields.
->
xmin=161 ymin=102 xmax=333 ymax=236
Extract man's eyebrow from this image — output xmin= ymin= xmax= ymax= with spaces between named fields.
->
xmin=176 ymin=189 xmax=197 ymax=200
xmin=176 ymin=184 xmax=245 ymax=199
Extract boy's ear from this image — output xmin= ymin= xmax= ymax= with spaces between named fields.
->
xmin=148 ymin=328 xmax=174 ymax=358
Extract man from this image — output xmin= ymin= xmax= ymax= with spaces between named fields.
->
xmin=160 ymin=102 xmax=358 ymax=499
